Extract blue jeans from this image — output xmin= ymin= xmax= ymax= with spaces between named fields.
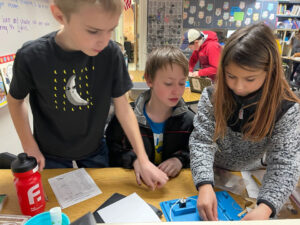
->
xmin=44 ymin=138 xmax=109 ymax=168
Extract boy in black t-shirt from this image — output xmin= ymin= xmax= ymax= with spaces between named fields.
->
xmin=7 ymin=0 xmax=168 ymax=190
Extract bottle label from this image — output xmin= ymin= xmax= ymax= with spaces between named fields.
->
xmin=27 ymin=183 xmax=42 ymax=205
xmin=33 ymin=165 xmax=38 ymax=173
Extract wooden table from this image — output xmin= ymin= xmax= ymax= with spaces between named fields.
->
xmin=0 ymin=168 xmax=197 ymax=222
xmin=129 ymin=71 xmax=201 ymax=103
xmin=1 ymin=168 xmax=299 ymax=223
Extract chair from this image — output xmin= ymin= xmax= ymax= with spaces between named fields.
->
xmin=0 ymin=152 xmax=17 ymax=169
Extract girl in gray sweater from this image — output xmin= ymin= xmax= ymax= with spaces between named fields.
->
xmin=190 ymin=23 xmax=300 ymax=221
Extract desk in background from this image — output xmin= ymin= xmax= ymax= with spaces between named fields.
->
xmin=129 ymin=71 xmax=201 ymax=103
xmin=1 ymin=168 xmax=300 ymax=223
xmin=282 ymin=56 xmax=300 ymax=81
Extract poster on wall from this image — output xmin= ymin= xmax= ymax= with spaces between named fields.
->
xmin=0 ymin=54 xmax=15 ymax=95
xmin=183 ymin=0 xmax=277 ymax=29
xmin=0 ymin=72 xmax=7 ymax=107
xmin=147 ymin=0 xmax=183 ymax=53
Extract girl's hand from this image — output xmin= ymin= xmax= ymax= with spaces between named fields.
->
xmin=242 ymin=203 xmax=272 ymax=220
xmin=197 ymin=184 xmax=218 ymax=221
xmin=158 ymin=157 xmax=183 ymax=177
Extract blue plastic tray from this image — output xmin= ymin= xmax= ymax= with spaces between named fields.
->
xmin=160 ymin=191 xmax=244 ymax=222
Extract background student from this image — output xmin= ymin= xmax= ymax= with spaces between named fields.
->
xmin=189 ymin=23 xmax=300 ymax=221
xmin=7 ymin=0 xmax=168 ymax=190
xmin=288 ymin=29 xmax=300 ymax=84
xmin=106 ymin=46 xmax=194 ymax=181
xmin=180 ymin=29 xmax=221 ymax=82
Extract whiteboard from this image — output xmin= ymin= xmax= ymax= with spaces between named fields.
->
xmin=0 ymin=0 xmax=60 ymax=56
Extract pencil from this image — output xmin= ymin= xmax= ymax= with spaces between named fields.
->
xmin=251 ymin=175 xmax=262 ymax=187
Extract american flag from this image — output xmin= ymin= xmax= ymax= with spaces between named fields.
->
xmin=124 ymin=0 xmax=131 ymax=10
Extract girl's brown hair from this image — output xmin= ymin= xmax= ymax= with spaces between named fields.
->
xmin=53 ymin=0 xmax=123 ymax=21
xmin=214 ymin=22 xmax=300 ymax=141
xmin=144 ymin=46 xmax=189 ymax=81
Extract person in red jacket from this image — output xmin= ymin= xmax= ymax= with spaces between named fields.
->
xmin=180 ymin=29 xmax=221 ymax=82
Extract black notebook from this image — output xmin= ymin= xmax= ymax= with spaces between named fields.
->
xmin=93 ymin=193 xmax=163 ymax=223
xmin=70 ymin=212 xmax=96 ymax=225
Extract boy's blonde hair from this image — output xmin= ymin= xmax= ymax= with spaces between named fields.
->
xmin=53 ymin=0 xmax=123 ymax=20
xmin=144 ymin=46 xmax=189 ymax=81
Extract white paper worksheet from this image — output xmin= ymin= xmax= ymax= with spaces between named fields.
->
xmin=48 ymin=168 xmax=102 ymax=209
xmin=97 ymin=193 xmax=161 ymax=223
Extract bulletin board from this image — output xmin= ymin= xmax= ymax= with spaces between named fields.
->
xmin=147 ymin=0 xmax=183 ymax=53
xmin=183 ymin=0 xmax=278 ymax=29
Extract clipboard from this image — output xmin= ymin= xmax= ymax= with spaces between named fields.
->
xmin=188 ymin=77 xmax=212 ymax=93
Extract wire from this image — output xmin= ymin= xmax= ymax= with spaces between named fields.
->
xmin=169 ymin=199 xmax=180 ymax=221
xmin=168 ymin=197 xmax=198 ymax=221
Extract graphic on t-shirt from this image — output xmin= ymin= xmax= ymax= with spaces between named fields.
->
xmin=66 ymin=75 xmax=88 ymax=106
xmin=53 ymin=66 xmax=93 ymax=111
xmin=154 ymin=133 xmax=163 ymax=165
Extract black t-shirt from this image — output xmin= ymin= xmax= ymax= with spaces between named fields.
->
xmin=9 ymin=31 xmax=133 ymax=160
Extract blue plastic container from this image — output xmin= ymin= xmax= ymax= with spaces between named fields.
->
xmin=160 ymin=191 xmax=244 ymax=222
xmin=25 ymin=211 xmax=70 ymax=225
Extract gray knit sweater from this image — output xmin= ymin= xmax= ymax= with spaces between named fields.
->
xmin=190 ymin=88 xmax=300 ymax=216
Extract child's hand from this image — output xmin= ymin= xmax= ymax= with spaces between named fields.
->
xmin=158 ymin=157 xmax=182 ymax=178
xmin=197 ymin=184 xmax=218 ymax=221
xmin=189 ymin=71 xmax=198 ymax=77
xmin=133 ymin=159 xmax=143 ymax=185
xmin=25 ymin=147 xmax=45 ymax=171
xmin=241 ymin=203 xmax=272 ymax=220
xmin=133 ymin=159 xmax=168 ymax=190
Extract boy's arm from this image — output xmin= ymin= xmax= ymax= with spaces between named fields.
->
xmin=7 ymin=94 xmax=45 ymax=170
xmin=189 ymin=51 xmax=199 ymax=72
xmin=197 ymin=43 xmax=221 ymax=77
xmin=113 ymin=95 xmax=168 ymax=189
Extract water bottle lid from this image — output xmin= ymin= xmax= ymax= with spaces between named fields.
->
xmin=11 ymin=153 xmax=37 ymax=173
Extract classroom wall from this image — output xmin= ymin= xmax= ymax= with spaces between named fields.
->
xmin=182 ymin=0 xmax=277 ymax=30
xmin=137 ymin=0 xmax=148 ymax=70
xmin=0 ymin=101 xmax=33 ymax=155
xmin=141 ymin=0 xmax=278 ymax=63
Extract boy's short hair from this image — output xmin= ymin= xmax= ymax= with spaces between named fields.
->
xmin=53 ymin=0 xmax=124 ymax=20
xmin=144 ymin=46 xmax=189 ymax=81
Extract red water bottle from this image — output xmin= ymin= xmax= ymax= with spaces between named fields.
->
xmin=11 ymin=153 xmax=46 ymax=216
